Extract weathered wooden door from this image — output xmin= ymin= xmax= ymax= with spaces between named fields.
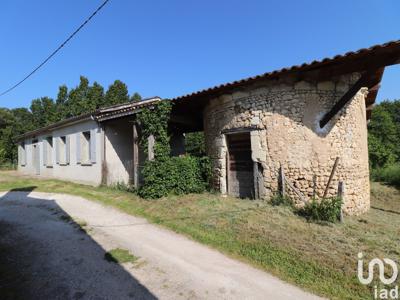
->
xmin=227 ymin=133 xmax=254 ymax=198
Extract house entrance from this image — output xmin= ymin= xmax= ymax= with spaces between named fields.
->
xmin=226 ymin=132 xmax=254 ymax=198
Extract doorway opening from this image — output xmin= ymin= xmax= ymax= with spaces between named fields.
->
xmin=226 ymin=132 xmax=254 ymax=199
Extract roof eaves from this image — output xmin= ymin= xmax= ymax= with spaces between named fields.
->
xmin=172 ymin=39 xmax=400 ymax=101
xmin=15 ymin=112 xmax=95 ymax=141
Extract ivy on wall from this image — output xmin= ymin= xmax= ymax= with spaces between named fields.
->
xmin=136 ymin=100 xmax=210 ymax=198
xmin=136 ymin=100 xmax=172 ymax=160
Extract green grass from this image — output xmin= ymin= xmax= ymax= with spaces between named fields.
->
xmin=104 ymin=248 xmax=139 ymax=264
xmin=0 ymin=171 xmax=399 ymax=299
xmin=371 ymin=164 xmax=400 ymax=188
xmin=0 ymin=162 xmax=16 ymax=171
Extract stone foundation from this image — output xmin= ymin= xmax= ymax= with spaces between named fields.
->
xmin=203 ymin=72 xmax=370 ymax=215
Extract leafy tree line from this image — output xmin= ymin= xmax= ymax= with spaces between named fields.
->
xmin=368 ymin=99 xmax=400 ymax=186
xmin=0 ymin=76 xmax=141 ymax=164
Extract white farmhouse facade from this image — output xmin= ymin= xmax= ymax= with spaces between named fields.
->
xmin=17 ymin=98 xmax=161 ymax=186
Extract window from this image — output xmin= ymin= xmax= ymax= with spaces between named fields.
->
xmin=57 ymin=136 xmax=70 ymax=165
xmin=81 ymin=131 xmax=91 ymax=164
xmin=76 ymin=130 xmax=96 ymax=165
xmin=44 ymin=137 xmax=53 ymax=167
xmin=19 ymin=142 xmax=26 ymax=166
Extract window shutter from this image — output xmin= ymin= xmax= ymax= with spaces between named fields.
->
xmin=66 ymin=136 xmax=70 ymax=164
xmin=24 ymin=145 xmax=27 ymax=165
xmin=90 ymin=129 xmax=96 ymax=163
xmin=18 ymin=145 xmax=22 ymax=165
xmin=76 ymin=132 xmax=81 ymax=164
xmin=43 ymin=139 xmax=47 ymax=166
xmin=76 ymin=133 xmax=81 ymax=164
xmin=55 ymin=137 xmax=60 ymax=164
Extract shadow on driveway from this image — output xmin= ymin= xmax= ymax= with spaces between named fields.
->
xmin=0 ymin=187 xmax=157 ymax=300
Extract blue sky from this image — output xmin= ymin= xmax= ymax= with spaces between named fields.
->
xmin=0 ymin=0 xmax=399 ymax=109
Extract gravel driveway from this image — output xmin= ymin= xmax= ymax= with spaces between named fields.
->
xmin=0 ymin=191 xmax=323 ymax=300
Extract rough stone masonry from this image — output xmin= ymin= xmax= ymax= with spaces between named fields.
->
xmin=203 ymin=72 xmax=370 ymax=215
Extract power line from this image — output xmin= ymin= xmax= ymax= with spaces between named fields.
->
xmin=0 ymin=0 xmax=110 ymax=97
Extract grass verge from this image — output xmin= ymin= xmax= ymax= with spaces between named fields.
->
xmin=104 ymin=248 xmax=139 ymax=264
xmin=0 ymin=171 xmax=399 ymax=299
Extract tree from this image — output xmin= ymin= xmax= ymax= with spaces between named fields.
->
xmin=30 ymin=97 xmax=57 ymax=128
xmin=104 ymin=80 xmax=129 ymax=106
xmin=56 ymin=85 xmax=68 ymax=120
xmin=0 ymin=108 xmax=14 ymax=129
xmin=65 ymin=76 xmax=91 ymax=117
xmin=368 ymin=101 xmax=400 ymax=168
xmin=130 ymin=92 xmax=142 ymax=102
xmin=12 ymin=108 xmax=34 ymax=134
xmin=0 ymin=108 xmax=33 ymax=163
xmin=87 ymin=82 xmax=105 ymax=109
xmin=185 ymin=132 xmax=206 ymax=157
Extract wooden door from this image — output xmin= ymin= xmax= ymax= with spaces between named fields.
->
xmin=227 ymin=133 xmax=254 ymax=198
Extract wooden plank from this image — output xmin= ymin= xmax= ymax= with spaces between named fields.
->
xmin=253 ymin=162 xmax=259 ymax=199
xmin=323 ymin=157 xmax=340 ymax=199
xmin=133 ymin=123 xmax=139 ymax=188
xmin=280 ymin=165 xmax=285 ymax=197
xmin=319 ymin=71 xmax=375 ymax=128
xmin=338 ymin=181 xmax=344 ymax=223
xmin=226 ymin=133 xmax=254 ymax=198
xmin=226 ymin=144 xmax=230 ymax=196
xmin=285 ymin=178 xmax=307 ymax=203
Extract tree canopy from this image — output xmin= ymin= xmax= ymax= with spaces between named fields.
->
xmin=368 ymin=100 xmax=400 ymax=169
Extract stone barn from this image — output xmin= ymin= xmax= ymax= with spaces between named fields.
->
xmin=171 ymin=40 xmax=400 ymax=215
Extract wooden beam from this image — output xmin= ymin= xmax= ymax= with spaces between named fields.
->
xmin=279 ymin=165 xmax=285 ymax=197
xmin=169 ymin=114 xmax=202 ymax=128
xmin=132 ymin=123 xmax=139 ymax=188
xmin=323 ymin=157 xmax=339 ymax=199
xmin=319 ymin=70 xmax=376 ymax=128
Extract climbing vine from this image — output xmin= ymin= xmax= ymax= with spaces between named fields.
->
xmin=136 ymin=100 xmax=172 ymax=160
xmin=136 ymin=100 xmax=210 ymax=199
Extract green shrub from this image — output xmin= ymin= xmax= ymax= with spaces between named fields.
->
xmin=138 ymin=155 xmax=208 ymax=199
xmin=371 ymin=164 xmax=400 ymax=188
xmin=299 ymin=197 xmax=342 ymax=223
xmin=271 ymin=194 xmax=293 ymax=207
xmin=198 ymin=156 xmax=212 ymax=187
xmin=185 ymin=132 xmax=206 ymax=157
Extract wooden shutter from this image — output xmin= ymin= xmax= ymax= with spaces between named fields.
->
xmin=76 ymin=133 xmax=81 ymax=164
xmin=90 ymin=129 xmax=96 ymax=163
xmin=24 ymin=144 xmax=27 ymax=166
xmin=17 ymin=145 xmax=21 ymax=165
xmin=66 ymin=136 xmax=70 ymax=164
xmin=43 ymin=139 xmax=47 ymax=166
xmin=19 ymin=143 xmax=26 ymax=166
xmin=55 ymin=137 xmax=60 ymax=164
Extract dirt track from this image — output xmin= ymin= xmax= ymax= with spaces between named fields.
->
xmin=0 ymin=191 xmax=323 ymax=300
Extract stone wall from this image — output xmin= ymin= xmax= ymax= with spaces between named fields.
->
xmin=203 ymin=72 xmax=370 ymax=215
